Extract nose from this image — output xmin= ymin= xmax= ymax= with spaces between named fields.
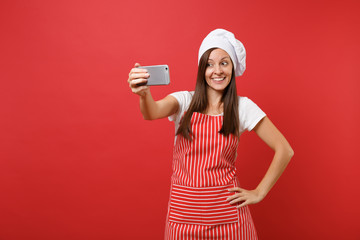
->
xmin=214 ymin=64 xmax=223 ymax=75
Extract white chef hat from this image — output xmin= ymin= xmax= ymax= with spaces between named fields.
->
xmin=198 ymin=29 xmax=246 ymax=77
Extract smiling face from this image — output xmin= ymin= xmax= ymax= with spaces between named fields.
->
xmin=205 ymin=48 xmax=233 ymax=93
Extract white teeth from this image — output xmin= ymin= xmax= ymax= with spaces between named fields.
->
xmin=212 ymin=77 xmax=225 ymax=81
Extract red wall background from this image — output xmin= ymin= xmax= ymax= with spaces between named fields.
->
xmin=1 ymin=0 xmax=359 ymax=239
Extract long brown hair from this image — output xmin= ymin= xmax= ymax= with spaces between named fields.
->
xmin=176 ymin=48 xmax=240 ymax=140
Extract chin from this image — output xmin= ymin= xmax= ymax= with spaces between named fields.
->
xmin=208 ymin=86 xmax=226 ymax=92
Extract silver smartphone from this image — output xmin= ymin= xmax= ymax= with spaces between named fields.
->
xmin=138 ymin=65 xmax=170 ymax=86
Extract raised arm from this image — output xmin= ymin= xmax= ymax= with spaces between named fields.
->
xmin=128 ymin=63 xmax=179 ymax=120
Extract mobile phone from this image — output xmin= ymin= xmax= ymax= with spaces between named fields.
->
xmin=138 ymin=65 xmax=170 ymax=86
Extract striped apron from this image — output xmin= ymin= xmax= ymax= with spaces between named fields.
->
xmin=165 ymin=112 xmax=257 ymax=240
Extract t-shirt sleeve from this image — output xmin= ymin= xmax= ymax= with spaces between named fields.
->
xmin=239 ymin=97 xmax=266 ymax=133
xmin=168 ymin=91 xmax=192 ymax=123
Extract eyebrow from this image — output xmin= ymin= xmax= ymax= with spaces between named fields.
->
xmin=208 ymin=56 xmax=230 ymax=61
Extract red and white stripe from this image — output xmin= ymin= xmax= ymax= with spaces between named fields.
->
xmin=168 ymin=183 xmax=239 ymax=225
xmin=166 ymin=112 xmax=258 ymax=239
xmin=165 ymin=207 xmax=257 ymax=240
xmin=172 ymin=112 xmax=238 ymax=187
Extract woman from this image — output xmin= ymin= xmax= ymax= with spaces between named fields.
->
xmin=128 ymin=29 xmax=294 ymax=239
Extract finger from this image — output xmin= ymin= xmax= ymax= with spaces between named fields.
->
xmin=135 ymin=81 xmax=147 ymax=86
xmin=228 ymin=187 xmax=243 ymax=192
xmin=131 ymin=67 xmax=148 ymax=74
xmin=237 ymin=200 xmax=250 ymax=208
xmin=134 ymin=63 xmax=141 ymax=68
xmin=128 ymin=74 xmax=149 ymax=84
xmin=129 ymin=68 xmax=148 ymax=78
xmin=229 ymin=197 xmax=246 ymax=205
xmin=226 ymin=193 xmax=244 ymax=201
xmin=227 ymin=195 xmax=236 ymax=202
xmin=130 ymin=78 xmax=148 ymax=87
xmin=129 ymin=79 xmax=148 ymax=88
xmin=129 ymin=72 xmax=150 ymax=80
xmin=132 ymin=85 xmax=149 ymax=93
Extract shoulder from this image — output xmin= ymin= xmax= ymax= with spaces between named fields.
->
xmin=237 ymin=96 xmax=265 ymax=115
xmin=238 ymin=96 xmax=260 ymax=107
xmin=169 ymin=91 xmax=194 ymax=99
xmin=238 ymin=96 xmax=252 ymax=109
xmin=169 ymin=91 xmax=194 ymax=105
xmin=237 ymin=95 xmax=267 ymax=132
xmin=238 ymin=96 xmax=249 ymax=104
xmin=168 ymin=91 xmax=194 ymax=123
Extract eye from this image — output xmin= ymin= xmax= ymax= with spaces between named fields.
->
xmin=207 ymin=63 xmax=213 ymax=67
xmin=221 ymin=61 xmax=228 ymax=66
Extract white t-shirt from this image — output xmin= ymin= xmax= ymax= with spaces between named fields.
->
xmin=168 ymin=91 xmax=266 ymax=136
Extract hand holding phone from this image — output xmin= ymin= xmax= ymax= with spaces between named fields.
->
xmin=138 ymin=65 xmax=170 ymax=86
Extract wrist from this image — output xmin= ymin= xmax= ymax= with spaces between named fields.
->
xmin=139 ymin=89 xmax=149 ymax=98
xmin=139 ymin=87 xmax=150 ymax=98
xmin=255 ymin=187 xmax=267 ymax=200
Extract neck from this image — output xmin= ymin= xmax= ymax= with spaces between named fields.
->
xmin=205 ymin=87 xmax=224 ymax=114
xmin=207 ymin=87 xmax=223 ymax=104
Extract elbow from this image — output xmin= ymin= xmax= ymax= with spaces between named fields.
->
xmin=276 ymin=145 xmax=294 ymax=162
xmin=143 ymin=115 xmax=154 ymax=121
xmin=289 ymin=149 xmax=294 ymax=158
xmin=288 ymin=147 xmax=294 ymax=160
xmin=280 ymin=148 xmax=293 ymax=166
xmin=140 ymin=109 xmax=159 ymax=121
xmin=287 ymin=142 xmax=294 ymax=158
xmin=142 ymin=114 xmax=156 ymax=121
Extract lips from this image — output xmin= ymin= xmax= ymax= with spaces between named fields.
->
xmin=211 ymin=77 xmax=225 ymax=82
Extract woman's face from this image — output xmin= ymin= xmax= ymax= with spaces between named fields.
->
xmin=205 ymin=48 xmax=233 ymax=93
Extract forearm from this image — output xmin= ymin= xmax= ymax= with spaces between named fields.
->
xmin=255 ymin=147 xmax=294 ymax=199
xmin=139 ymin=90 xmax=159 ymax=120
